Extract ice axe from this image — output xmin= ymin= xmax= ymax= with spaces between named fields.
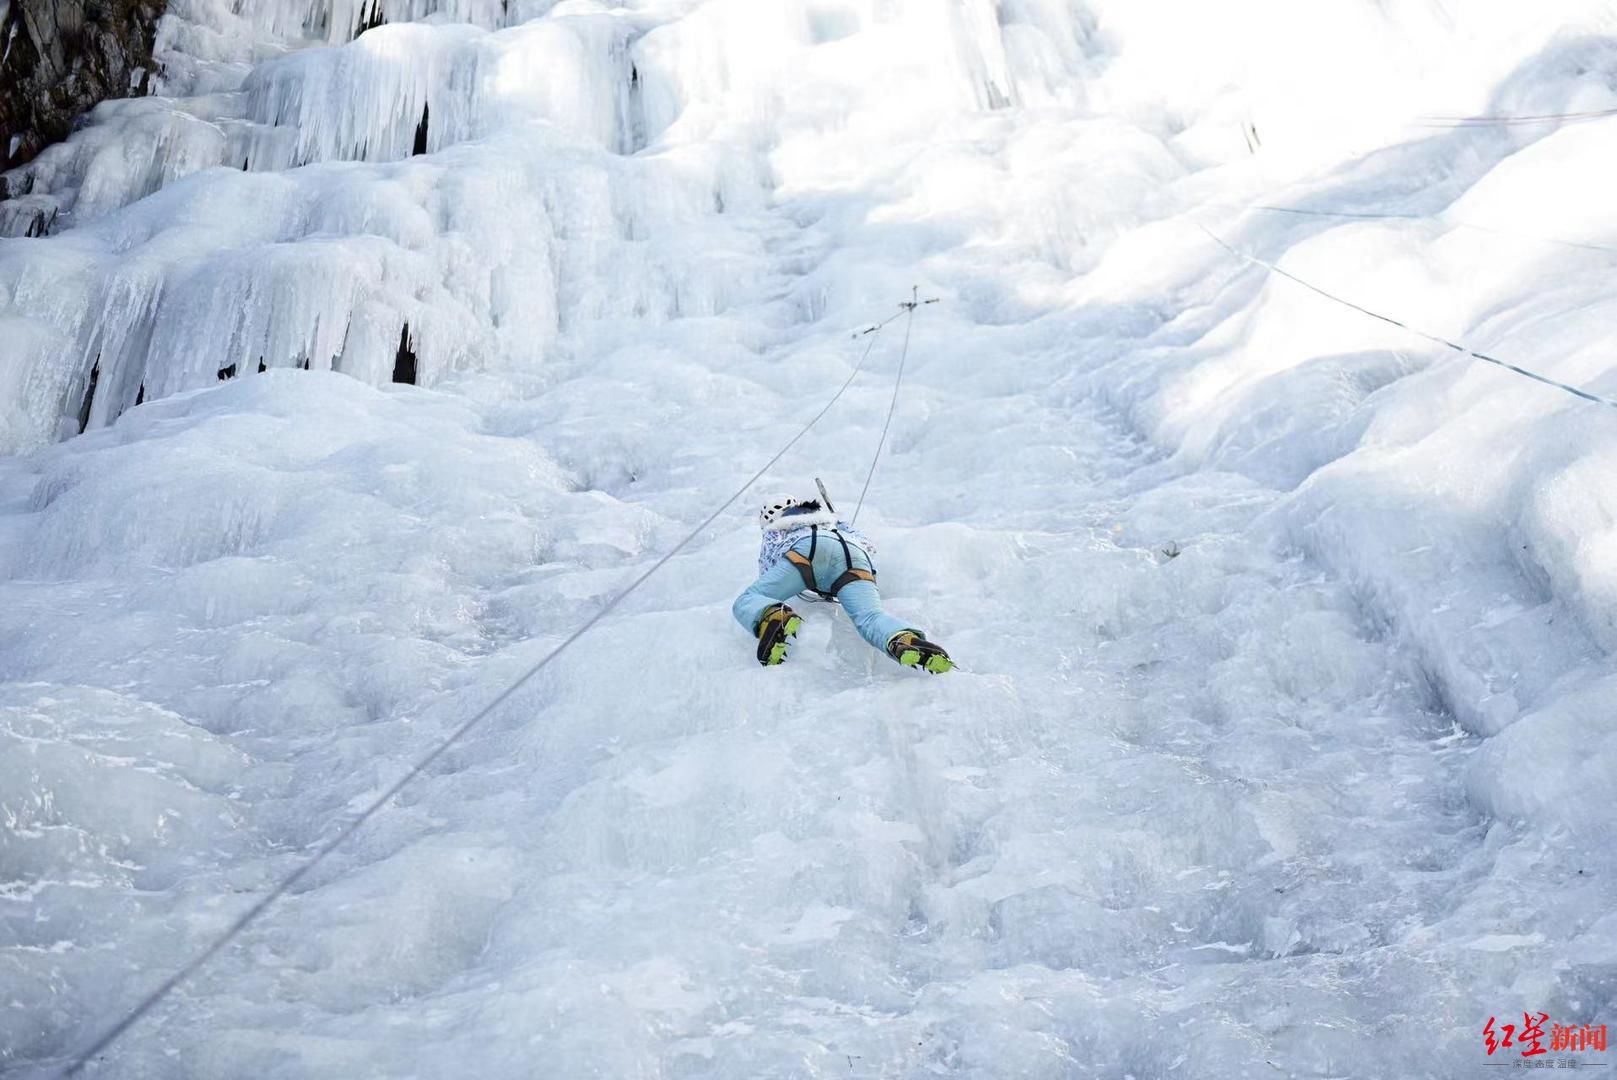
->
xmin=815 ymin=477 xmax=836 ymax=515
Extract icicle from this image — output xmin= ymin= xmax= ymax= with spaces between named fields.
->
xmin=239 ymin=15 xmax=641 ymax=167
xmin=242 ymin=23 xmax=477 ymax=165
xmin=355 ymin=0 xmax=386 ymax=37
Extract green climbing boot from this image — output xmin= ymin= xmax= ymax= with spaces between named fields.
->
xmin=886 ymin=631 xmax=953 ymax=674
xmin=755 ymin=603 xmax=803 ymax=666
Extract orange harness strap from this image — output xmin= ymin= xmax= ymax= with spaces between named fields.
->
xmin=785 ymin=529 xmax=875 ymax=599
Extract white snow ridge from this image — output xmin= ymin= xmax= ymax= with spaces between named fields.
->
xmin=4 ymin=0 xmax=1617 ymax=1077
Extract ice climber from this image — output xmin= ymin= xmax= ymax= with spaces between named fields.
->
xmin=733 ymin=494 xmax=953 ymax=672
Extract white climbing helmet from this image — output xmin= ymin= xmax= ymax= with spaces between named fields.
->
xmin=758 ymin=494 xmax=801 ymax=530
xmin=759 ymin=495 xmax=838 ymax=533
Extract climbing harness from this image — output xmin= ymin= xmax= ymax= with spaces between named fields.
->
xmin=785 ymin=524 xmax=876 ymax=600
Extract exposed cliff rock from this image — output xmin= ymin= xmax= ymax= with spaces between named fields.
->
xmin=0 ymin=0 xmax=166 ymax=173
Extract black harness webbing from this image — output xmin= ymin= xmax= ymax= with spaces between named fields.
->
xmin=786 ymin=525 xmax=875 ymax=600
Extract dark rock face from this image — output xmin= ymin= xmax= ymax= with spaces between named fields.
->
xmin=0 ymin=0 xmax=167 ymax=173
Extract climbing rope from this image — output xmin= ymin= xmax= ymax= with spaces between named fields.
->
xmin=1413 ymin=106 xmax=1617 ymax=127
xmin=1199 ymin=223 xmax=1617 ymax=411
xmin=57 ymin=300 xmax=910 ymax=1078
xmin=1207 ymin=200 xmax=1617 ymax=257
xmin=852 ymin=287 xmax=938 ymax=525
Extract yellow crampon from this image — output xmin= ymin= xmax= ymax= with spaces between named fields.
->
xmin=755 ymin=604 xmax=803 ymax=666
xmin=886 ymin=631 xmax=953 ymax=674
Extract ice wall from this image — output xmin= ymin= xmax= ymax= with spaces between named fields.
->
xmin=0 ymin=0 xmax=1108 ymax=454
xmin=5 ymin=0 xmax=1617 ymax=1075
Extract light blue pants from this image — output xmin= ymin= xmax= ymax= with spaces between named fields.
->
xmin=733 ymin=536 xmax=913 ymax=656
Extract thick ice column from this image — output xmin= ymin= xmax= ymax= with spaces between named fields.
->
xmin=244 ymin=23 xmax=482 ymax=165
xmin=241 ymin=14 xmax=640 ymax=167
